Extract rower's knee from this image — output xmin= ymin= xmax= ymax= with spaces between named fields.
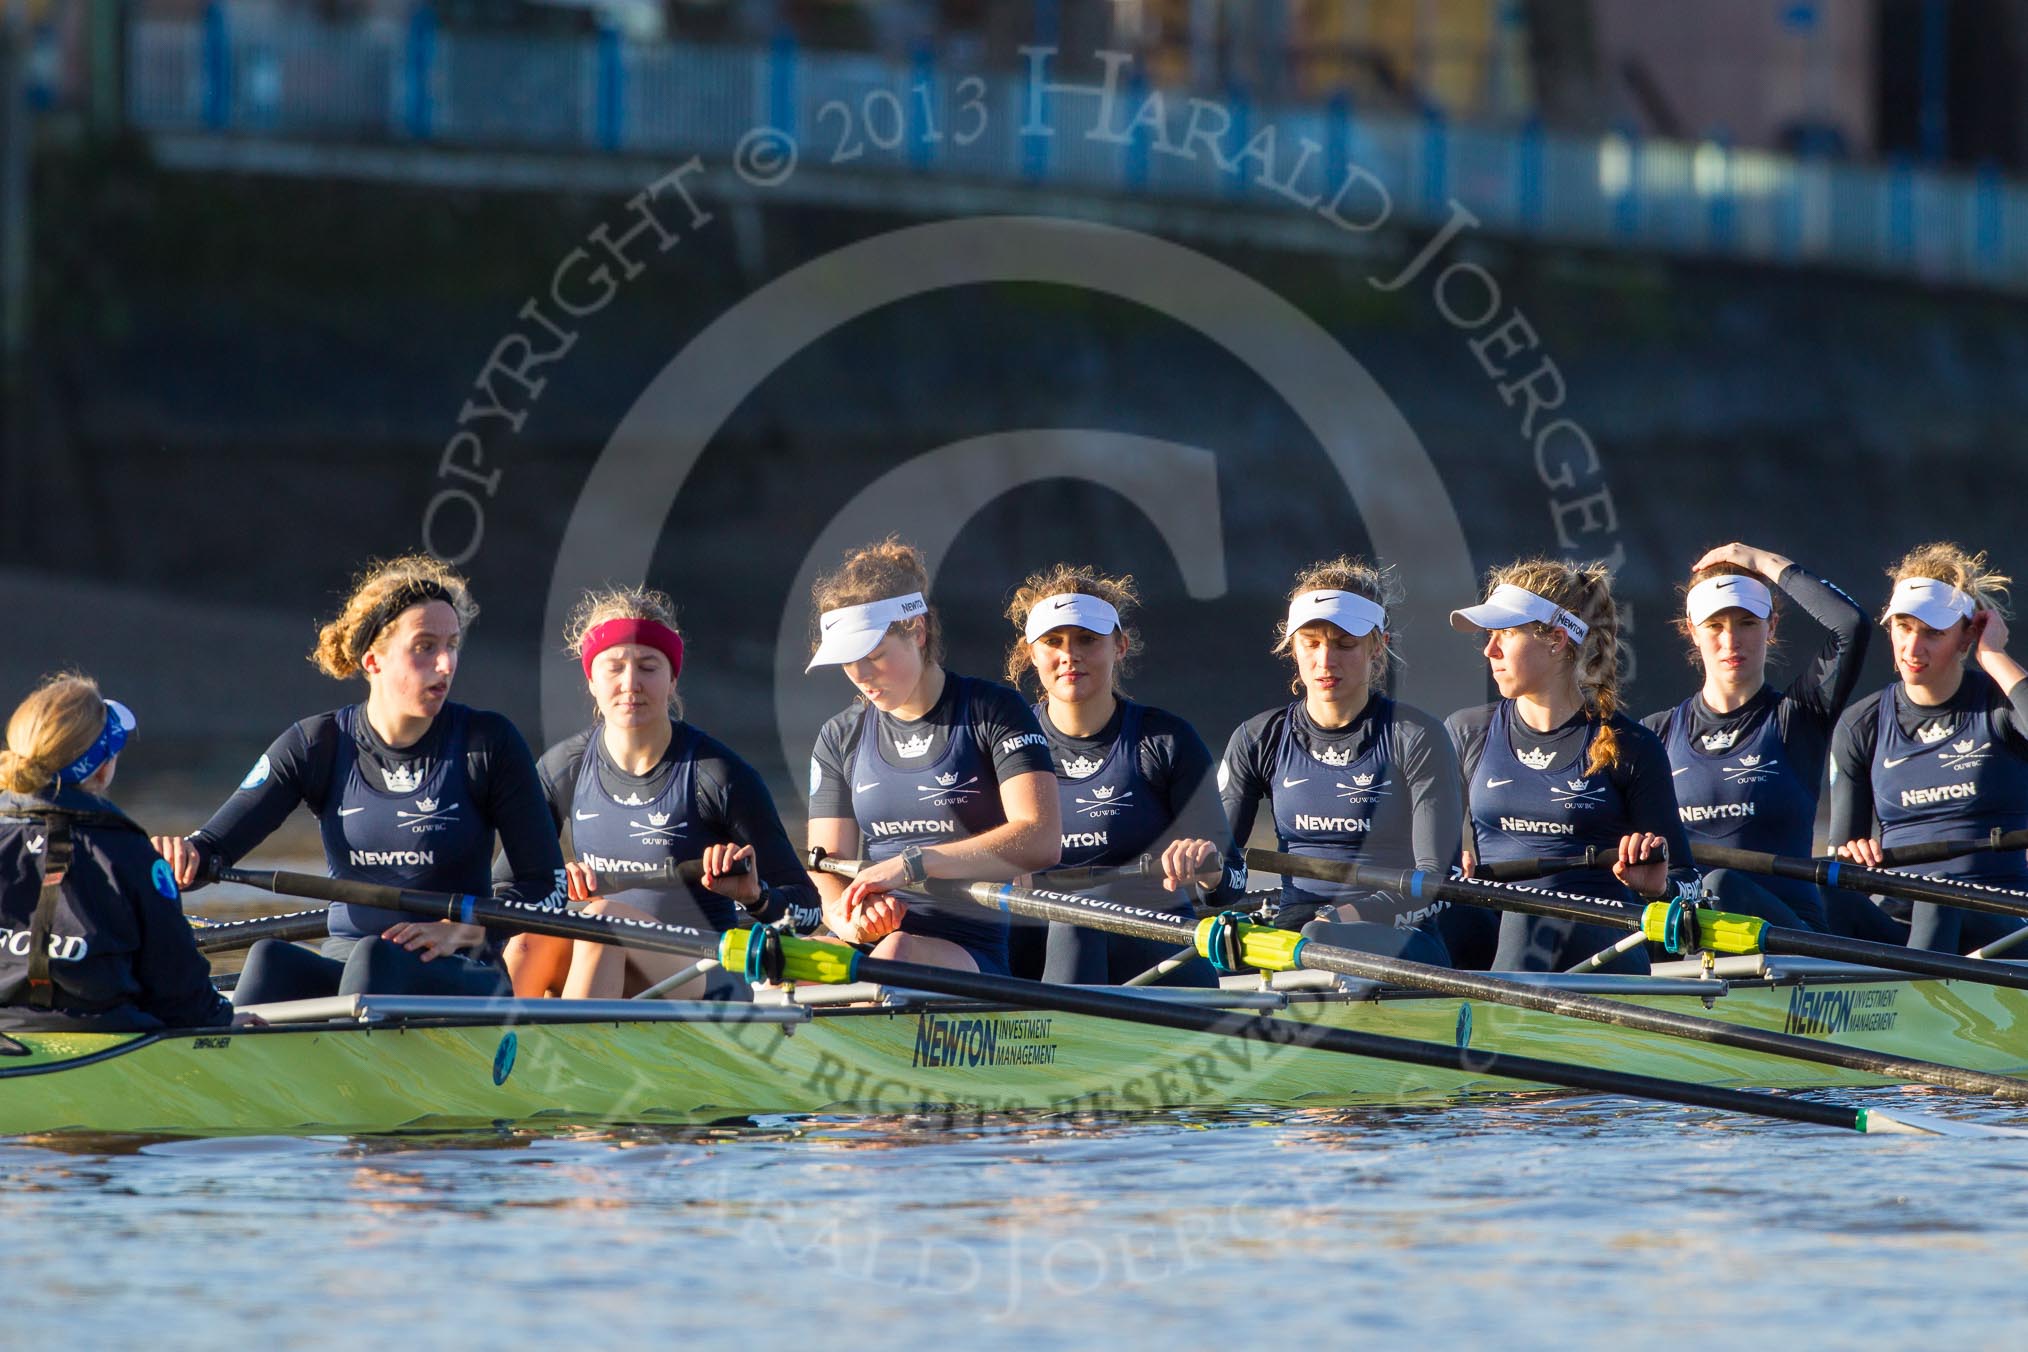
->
xmin=872 ymin=933 xmax=979 ymax=973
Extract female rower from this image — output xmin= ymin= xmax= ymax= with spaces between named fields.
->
xmin=1641 ymin=543 xmax=1889 ymax=938
xmin=1448 ymin=559 xmax=1695 ymax=974
xmin=805 ymin=538 xmax=1061 ymax=975
xmin=154 ymin=556 xmax=564 ymax=1004
xmin=1829 ymin=543 xmax=2028 ymax=953
xmin=504 ymin=586 xmax=820 ymax=999
xmin=1219 ymin=557 xmax=1460 ymax=965
xmin=1006 ymin=565 xmax=1231 ymax=987
xmin=0 ymin=675 xmax=238 ymax=1030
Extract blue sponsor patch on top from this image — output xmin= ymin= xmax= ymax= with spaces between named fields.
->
xmin=152 ymin=858 xmax=179 ymax=901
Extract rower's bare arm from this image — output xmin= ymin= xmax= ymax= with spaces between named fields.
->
xmin=807 ymin=818 xmax=860 ymax=903
xmin=918 ymin=769 xmax=1062 ymax=880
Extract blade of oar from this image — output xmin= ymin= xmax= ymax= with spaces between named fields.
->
xmin=223 ymin=864 xmax=1985 ymax=1135
xmin=189 ymin=909 xmax=331 ymax=954
xmin=1252 ymin=847 xmax=2028 ymax=996
xmin=1692 ymin=844 xmax=2028 ymax=925
xmin=810 ymin=853 xmax=2028 ymax=1103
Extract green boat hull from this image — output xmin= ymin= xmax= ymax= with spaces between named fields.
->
xmin=2 ymin=974 xmax=2022 ymax=1137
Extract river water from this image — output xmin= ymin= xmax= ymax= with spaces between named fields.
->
xmin=5 ymin=1089 xmax=2027 ymax=1347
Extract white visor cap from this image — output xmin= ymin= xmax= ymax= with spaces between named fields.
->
xmin=1024 ymin=592 xmax=1122 ymax=643
xmin=1450 ymin=583 xmax=1589 ymax=644
xmin=1275 ymin=589 xmax=1386 ymax=649
xmin=806 ymin=592 xmax=928 ymax=671
xmin=1885 ymin=577 xmax=1975 ymax=630
xmin=1685 ymin=574 xmax=1773 ymax=625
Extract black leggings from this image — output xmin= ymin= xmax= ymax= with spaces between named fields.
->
xmin=232 ymin=936 xmax=510 ymax=1006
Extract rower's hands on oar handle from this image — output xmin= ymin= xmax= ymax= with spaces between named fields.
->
xmin=1693 ymin=541 xmax=1793 ymax=580
xmin=381 ymin=920 xmax=488 ymax=962
xmin=823 ymin=855 xmax=909 ymax=946
xmin=1837 ymin=837 xmax=1887 ymax=869
xmin=1159 ymin=838 xmax=1224 ymax=893
xmin=697 ymin=842 xmax=761 ymax=905
xmin=1612 ymin=833 xmax=1670 ymax=899
xmin=152 ymin=835 xmax=209 ymax=890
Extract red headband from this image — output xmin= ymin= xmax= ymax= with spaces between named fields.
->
xmin=580 ymin=618 xmax=684 ymax=680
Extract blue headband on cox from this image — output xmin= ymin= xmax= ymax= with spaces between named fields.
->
xmin=57 ymin=699 xmax=135 ymax=788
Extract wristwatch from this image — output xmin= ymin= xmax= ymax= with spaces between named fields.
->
xmin=900 ymin=845 xmax=928 ymax=885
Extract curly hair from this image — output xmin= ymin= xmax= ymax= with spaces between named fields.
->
xmin=1003 ymin=563 xmax=1140 ymax=695
xmin=809 ymin=536 xmax=941 ymax=664
xmin=1884 ymin=542 xmax=2013 ymax=623
xmin=311 ymin=555 xmax=478 ymax=680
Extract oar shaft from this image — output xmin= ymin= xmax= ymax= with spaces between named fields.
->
xmin=1692 ymin=845 xmax=2028 ymax=921
xmin=816 ymin=856 xmax=2028 ymax=1100
xmin=1257 ymin=847 xmax=2028 ymax=993
xmin=191 ymin=909 xmax=330 ymax=954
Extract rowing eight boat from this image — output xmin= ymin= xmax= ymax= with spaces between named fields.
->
xmin=0 ymin=957 xmax=2019 ymax=1136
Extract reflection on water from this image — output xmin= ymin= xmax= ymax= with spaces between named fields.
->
xmin=4 ymin=1092 xmax=2027 ymax=1347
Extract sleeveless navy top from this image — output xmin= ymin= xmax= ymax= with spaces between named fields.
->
xmin=849 ymin=675 xmax=1007 ymax=958
xmin=318 ymin=704 xmax=490 ymax=939
xmin=569 ymin=723 xmax=739 ymax=930
xmin=1872 ymin=694 xmax=2028 ymax=886
xmin=1269 ymin=697 xmax=1417 ymax=910
xmin=1469 ymin=701 xmax=1636 ymax=902
xmin=1661 ymin=697 xmax=1816 ymax=858
xmin=1049 ymin=702 xmax=1172 ymax=869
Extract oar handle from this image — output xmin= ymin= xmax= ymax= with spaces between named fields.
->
xmin=1243 ymin=848 xmax=1641 ymax=931
xmin=585 ymin=856 xmax=748 ymax=888
xmin=1690 ymin=844 xmax=2028 ymax=920
xmin=1472 ymin=847 xmax=1611 ymax=883
xmin=1030 ymin=855 xmax=1159 ymax=887
xmin=1877 ymin=827 xmax=2028 ymax=868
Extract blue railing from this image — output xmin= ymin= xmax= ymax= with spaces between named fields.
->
xmin=126 ymin=7 xmax=2028 ymax=293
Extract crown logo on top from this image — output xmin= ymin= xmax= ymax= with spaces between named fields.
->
xmin=1918 ymin=720 xmax=1952 ymax=744
xmin=1060 ymin=753 xmax=1104 ymax=779
xmin=383 ymin=763 xmax=422 ymax=793
xmin=935 ymin=771 xmax=959 ymax=786
xmin=1953 ymin=739 xmax=1976 ymax=754
xmin=618 ymin=792 xmax=648 ymax=806
xmin=414 ymin=796 xmax=439 ymax=813
xmin=1566 ymin=779 xmax=1589 ymax=791
xmin=1315 ymin=744 xmax=1353 ymax=767
xmin=1352 ymin=772 xmax=1376 ymax=787
xmin=647 ymin=810 xmax=671 ymax=827
xmin=895 ymin=731 xmax=935 ymax=758
xmin=1736 ymin=755 xmax=1761 ymax=768
xmin=1090 ymin=785 xmax=1116 ymax=800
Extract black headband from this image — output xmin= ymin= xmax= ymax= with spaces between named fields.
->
xmin=350 ymin=579 xmax=456 ymax=659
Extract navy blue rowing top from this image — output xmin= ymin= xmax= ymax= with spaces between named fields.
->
xmin=1468 ymin=702 xmax=1647 ymax=903
xmin=1660 ymin=698 xmax=1817 ymax=859
xmin=1871 ymin=694 xmax=2028 ymax=886
xmin=566 ymin=722 xmax=738 ymax=930
xmin=319 ymin=704 xmax=491 ymax=938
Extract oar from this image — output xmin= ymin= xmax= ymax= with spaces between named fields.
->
xmin=553 ymin=858 xmax=745 ymax=889
xmin=219 ymin=864 xmax=2001 ymax=1136
xmin=1692 ymin=844 xmax=2028 ymax=925
xmin=1472 ymin=848 xmax=1610 ymax=883
xmin=810 ymin=852 xmax=2028 ymax=1102
xmin=1249 ymin=847 xmax=2028 ymax=997
xmin=189 ymin=909 xmax=331 ymax=954
xmin=1872 ymin=827 xmax=2028 ymax=869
